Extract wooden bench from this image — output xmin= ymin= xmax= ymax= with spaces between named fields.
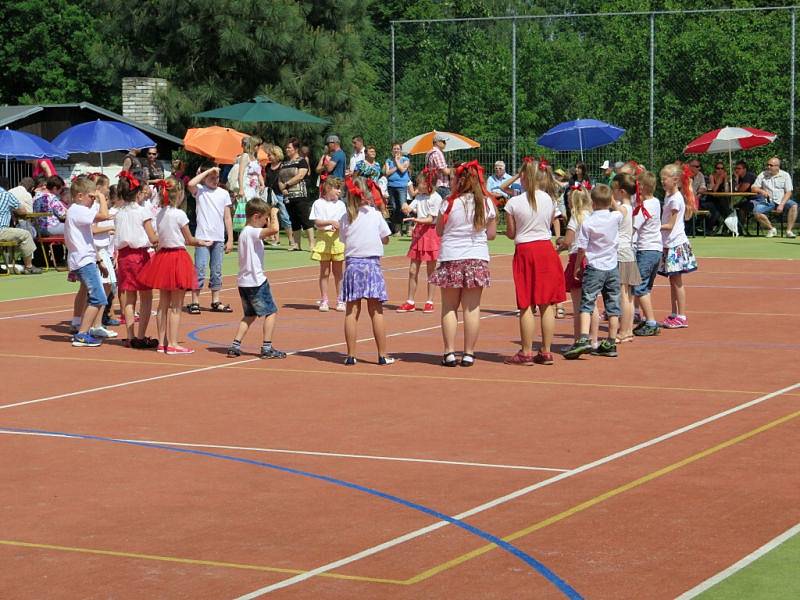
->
xmin=0 ymin=240 xmax=19 ymax=276
xmin=690 ymin=210 xmax=711 ymax=237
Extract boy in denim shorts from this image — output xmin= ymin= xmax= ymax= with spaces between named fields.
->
xmin=227 ymin=198 xmax=287 ymax=359
xmin=64 ymin=177 xmax=110 ymax=347
xmin=564 ymin=184 xmax=623 ymax=359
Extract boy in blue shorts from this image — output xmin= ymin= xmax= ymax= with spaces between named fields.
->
xmin=227 ymin=198 xmax=287 ymax=359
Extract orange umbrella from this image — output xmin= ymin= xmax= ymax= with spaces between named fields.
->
xmin=183 ymin=126 xmax=269 ymax=164
xmin=401 ymin=130 xmax=480 ymax=155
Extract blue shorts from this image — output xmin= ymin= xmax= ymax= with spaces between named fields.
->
xmin=238 ymin=280 xmax=277 ymax=317
xmin=753 ymin=197 xmax=797 ymax=215
xmin=580 ymin=265 xmax=621 ymax=316
xmin=74 ymin=262 xmax=108 ymax=307
xmin=632 ymin=250 xmax=661 ymax=297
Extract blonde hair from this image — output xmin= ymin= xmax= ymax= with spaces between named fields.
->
xmin=660 ymin=163 xmax=695 ymax=218
xmin=163 ymin=177 xmax=184 ymax=208
xmin=70 ymin=177 xmax=96 ymax=198
xmin=637 ymin=171 xmax=657 ymax=196
xmin=568 ymin=188 xmax=592 ymax=226
xmin=322 ymin=177 xmax=343 ymax=194
xmin=345 ymin=176 xmax=370 ymax=223
xmin=590 ymin=184 xmax=613 ymax=210
xmin=267 ymin=144 xmax=284 ymax=161
xmin=243 ymin=136 xmax=263 ymax=157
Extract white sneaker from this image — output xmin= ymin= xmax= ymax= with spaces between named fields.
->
xmin=89 ymin=326 xmax=118 ymax=338
xmin=787 ymin=230 xmax=796 ymax=238
xmin=335 ymin=301 xmax=346 ymax=312
xmin=319 ymin=301 xmax=330 ymax=312
xmin=765 ymin=228 xmax=778 ymax=238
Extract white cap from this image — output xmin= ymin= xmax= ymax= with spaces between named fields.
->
xmin=601 ymin=160 xmax=611 ymax=170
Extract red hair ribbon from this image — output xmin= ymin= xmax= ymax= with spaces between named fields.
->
xmin=154 ymin=179 xmax=170 ymax=207
xmin=538 ymin=157 xmax=550 ymax=171
xmin=344 ymin=175 xmax=364 ymax=201
xmin=632 ymin=180 xmax=652 ymax=219
xmin=570 ymin=181 xmax=592 ymax=191
xmin=118 ymin=170 xmax=140 ymax=191
xmin=629 ymin=161 xmax=645 ymax=176
xmin=440 ymin=160 xmax=495 ymax=226
xmin=681 ymin=164 xmax=698 ymax=209
xmin=421 ymin=166 xmax=433 ymax=191
xmin=365 ymin=178 xmax=385 ymax=209
xmin=522 ymin=156 xmax=535 ymax=165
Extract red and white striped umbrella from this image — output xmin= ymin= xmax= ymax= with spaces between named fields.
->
xmin=684 ymin=126 xmax=776 ymax=154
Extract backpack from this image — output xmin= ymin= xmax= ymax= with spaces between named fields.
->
xmin=227 ymin=155 xmax=242 ymax=194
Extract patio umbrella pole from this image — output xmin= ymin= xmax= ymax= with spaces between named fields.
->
xmin=579 ymin=129 xmax=584 ymax=162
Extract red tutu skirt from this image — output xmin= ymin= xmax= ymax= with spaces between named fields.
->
xmin=137 ymin=247 xmax=198 ymax=291
xmin=406 ymin=223 xmax=441 ymax=262
xmin=512 ymin=240 xmax=566 ymax=309
xmin=564 ymin=252 xmax=587 ymax=291
xmin=117 ymin=247 xmax=151 ymax=292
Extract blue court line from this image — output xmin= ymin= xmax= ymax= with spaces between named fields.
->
xmin=187 ymin=323 xmax=233 ymax=347
xmin=1 ymin=426 xmax=582 ymax=599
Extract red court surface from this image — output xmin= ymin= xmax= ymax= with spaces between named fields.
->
xmin=0 ymin=254 xmax=798 ymax=599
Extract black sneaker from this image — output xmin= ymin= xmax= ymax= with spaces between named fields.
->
xmin=260 ymin=347 xmax=287 ymax=359
xmin=563 ymin=336 xmax=592 ymax=360
xmin=227 ymin=346 xmax=241 ymax=358
xmin=594 ymin=338 xmax=618 ymax=357
xmin=633 ymin=323 xmax=661 ymax=337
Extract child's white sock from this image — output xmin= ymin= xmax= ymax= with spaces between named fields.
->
xmin=405 ymin=299 xmax=415 ymax=305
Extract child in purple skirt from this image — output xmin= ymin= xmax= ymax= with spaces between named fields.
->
xmin=339 ymin=176 xmax=394 ymax=366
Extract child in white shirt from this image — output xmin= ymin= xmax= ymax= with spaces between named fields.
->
xmin=632 ymin=171 xmax=663 ymax=336
xmin=309 ymin=177 xmax=347 ymax=312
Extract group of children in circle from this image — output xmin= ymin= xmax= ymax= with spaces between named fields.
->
xmin=62 ymin=153 xmax=696 ymax=366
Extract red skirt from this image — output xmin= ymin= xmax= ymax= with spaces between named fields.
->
xmin=564 ymin=253 xmax=587 ymax=291
xmin=406 ymin=223 xmax=440 ymax=262
xmin=511 ymin=240 xmax=566 ymax=309
xmin=137 ymin=247 xmax=198 ymax=291
xmin=117 ymin=247 xmax=151 ymax=292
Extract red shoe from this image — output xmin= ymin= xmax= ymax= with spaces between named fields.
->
xmin=423 ymin=302 xmax=435 ymax=313
xmin=504 ymin=351 xmax=534 ymax=365
xmin=165 ymin=346 xmax=195 ymax=355
xmin=533 ymin=351 xmax=554 ymax=365
xmin=396 ymin=302 xmax=416 ymax=313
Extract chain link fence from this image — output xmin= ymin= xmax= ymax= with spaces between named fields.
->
xmin=391 ymin=7 xmax=797 ymax=180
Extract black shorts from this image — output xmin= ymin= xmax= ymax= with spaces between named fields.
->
xmin=285 ymin=196 xmax=313 ymax=231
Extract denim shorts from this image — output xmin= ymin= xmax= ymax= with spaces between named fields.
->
xmin=580 ymin=265 xmax=621 ymax=316
xmin=753 ymin=197 xmax=797 ymax=215
xmin=632 ymin=250 xmax=661 ymax=297
xmin=238 ymin=280 xmax=277 ymax=317
xmin=74 ymin=262 xmax=108 ymax=307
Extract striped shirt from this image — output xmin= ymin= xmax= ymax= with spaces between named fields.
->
xmin=425 ymin=147 xmax=449 ymax=188
xmin=0 ymin=187 xmax=20 ymax=228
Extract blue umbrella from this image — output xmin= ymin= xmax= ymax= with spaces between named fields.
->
xmin=537 ymin=119 xmax=625 ymax=160
xmin=0 ymin=128 xmax=68 ymax=177
xmin=51 ymin=119 xmax=156 ymax=172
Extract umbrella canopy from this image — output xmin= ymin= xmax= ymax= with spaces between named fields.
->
xmin=194 ymin=95 xmax=329 ymax=124
xmin=683 ymin=126 xmax=776 ymax=154
xmin=0 ymin=128 xmax=67 ymax=159
xmin=401 ymin=131 xmax=480 ymax=155
xmin=183 ymin=126 xmax=269 ymax=164
xmin=51 ymin=119 xmax=155 ymax=154
xmin=537 ymin=119 xmax=625 ymax=157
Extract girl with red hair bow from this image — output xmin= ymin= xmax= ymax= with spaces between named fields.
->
xmin=428 ymin=161 xmax=497 ymax=367
xmin=137 ymin=178 xmax=212 ymax=354
xmin=503 ymin=159 xmax=567 ymax=365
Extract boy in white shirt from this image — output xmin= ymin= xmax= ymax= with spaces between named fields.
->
xmin=226 ymin=198 xmax=286 ymax=359
xmin=564 ymin=184 xmax=623 ymax=359
xmin=187 ymin=165 xmax=234 ymax=314
xmin=64 ymin=177 xmax=110 ymax=347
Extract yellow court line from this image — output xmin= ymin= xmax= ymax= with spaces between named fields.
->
xmin=1 ymin=352 xmax=795 ymax=398
xmin=0 ymin=540 xmax=405 ymax=585
xmin=403 ymin=407 xmax=800 ymax=585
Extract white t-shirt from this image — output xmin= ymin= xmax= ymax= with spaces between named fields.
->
xmin=753 ymin=169 xmax=793 ymax=203
xmin=617 ymin=203 xmax=634 ymax=260
xmin=437 ymin=193 xmax=497 ymax=262
xmin=504 ymin=190 xmax=556 ymax=244
xmin=409 ymin=191 xmax=442 ymax=220
xmin=195 ymin=184 xmax=232 ymax=242
xmin=566 ymin=210 xmax=592 ymax=254
xmin=65 ymin=203 xmax=98 ymax=271
xmin=9 ymin=186 xmax=33 ymax=212
xmin=349 ymin=149 xmax=365 ymax=173
xmin=661 ymin=191 xmax=688 ymax=248
xmin=309 ymin=198 xmax=347 ymax=231
xmin=339 ymin=205 xmax=391 ymax=258
xmin=633 ymin=197 xmax=663 ymax=252
xmin=576 ymin=209 xmax=623 ymax=270
xmin=92 ymin=201 xmax=114 ymax=250
xmin=114 ymin=203 xmax=152 ymax=249
xmin=237 ymin=225 xmax=266 ymax=287
xmin=156 ymin=207 xmax=190 ymax=248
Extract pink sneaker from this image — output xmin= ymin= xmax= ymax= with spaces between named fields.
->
xmin=662 ymin=315 xmax=688 ymax=329
xmin=423 ymin=302 xmax=435 ymax=313
xmin=165 ymin=346 xmax=195 ymax=355
xmin=396 ymin=302 xmax=416 ymax=313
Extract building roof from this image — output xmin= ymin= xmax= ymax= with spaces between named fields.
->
xmin=0 ymin=102 xmax=183 ymax=146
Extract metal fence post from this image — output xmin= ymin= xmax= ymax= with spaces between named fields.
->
xmin=512 ymin=17 xmax=518 ymax=172
xmin=650 ymin=12 xmax=655 ymax=168
xmin=791 ymin=9 xmax=796 ymax=177
xmin=391 ymin=23 xmax=396 ymax=142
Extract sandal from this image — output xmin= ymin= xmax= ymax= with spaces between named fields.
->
xmin=460 ymin=353 xmax=475 ymax=367
xmin=615 ymin=335 xmax=634 ymax=344
xmin=441 ymin=352 xmax=457 ymax=367
xmin=186 ymin=303 xmax=201 ymax=315
xmin=210 ymin=302 xmax=233 ymax=313
xmin=555 ymin=306 xmax=567 ymax=319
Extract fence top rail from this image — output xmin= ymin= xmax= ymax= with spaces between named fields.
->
xmin=391 ymin=5 xmax=799 ymax=26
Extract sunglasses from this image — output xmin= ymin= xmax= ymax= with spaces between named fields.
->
xmin=148 ymin=153 xmax=158 ymax=156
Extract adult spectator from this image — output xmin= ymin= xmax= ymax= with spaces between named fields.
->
xmin=349 ymin=136 xmax=365 ymax=173
xmin=355 ymin=145 xmax=381 ymax=181
xmin=264 ymin=144 xmax=295 ymax=248
xmin=316 ymin=135 xmax=347 ymax=180
xmin=9 ymin=177 xmax=36 ymax=237
xmin=279 ymin=138 xmax=315 ymax=251
xmin=686 ymin=159 xmax=713 ymax=233
xmin=600 ymin=160 xmax=614 ymax=185
xmin=29 ymin=158 xmax=56 ymax=178
xmin=144 ymin=146 xmax=164 ymax=183
xmin=122 ymin=148 xmax=146 ymax=182
xmin=732 ymin=160 xmax=757 ymax=222
xmin=0 ymin=176 xmax=41 ymax=274
xmin=487 ymin=161 xmax=512 ymax=199
xmin=705 ymin=160 xmax=730 ymax=230
xmin=752 ymin=157 xmax=797 ymax=238
xmin=613 ymin=161 xmax=625 ymax=174
xmin=425 ymin=133 xmax=451 ymax=198
xmin=383 ymin=142 xmax=410 ymax=235
xmin=32 ymin=175 xmax=67 ymax=236
xmin=170 ymin=159 xmax=190 ymax=188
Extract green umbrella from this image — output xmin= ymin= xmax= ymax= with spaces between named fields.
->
xmin=193 ymin=95 xmax=329 ymax=124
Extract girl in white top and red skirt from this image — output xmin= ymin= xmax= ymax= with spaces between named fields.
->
xmin=428 ymin=161 xmax=497 ymax=367
xmin=138 ymin=178 xmax=212 ymax=354
xmin=503 ymin=158 xmax=567 ymax=365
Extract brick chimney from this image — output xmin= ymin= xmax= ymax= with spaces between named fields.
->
xmin=122 ymin=77 xmax=167 ymax=129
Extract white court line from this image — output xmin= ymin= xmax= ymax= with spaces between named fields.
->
xmin=675 ymin=522 xmax=800 ymax=599
xmin=0 ymin=310 xmax=513 ymax=411
xmin=0 ymin=431 xmax=567 ymax=473
xmin=234 ymin=381 xmax=800 ymax=598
